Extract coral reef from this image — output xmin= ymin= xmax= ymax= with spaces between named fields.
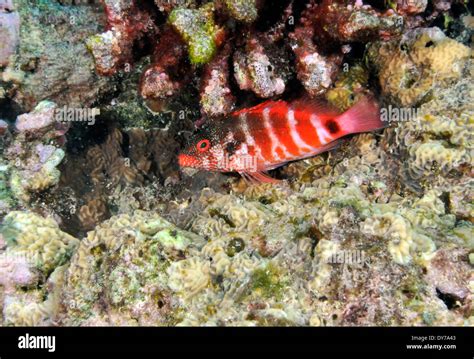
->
xmin=139 ymin=27 xmax=188 ymax=104
xmin=0 ymin=210 xmax=78 ymax=326
xmin=85 ymin=0 xmax=408 ymax=116
xmin=60 ymin=211 xmax=206 ymax=325
xmin=200 ymin=44 xmax=236 ymax=117
xmin=0 ymin=0 xmax=115 ymax=112
xmin=311 ymin=0 xmax=404 ymax=43
xmin=1 ymin=211 xmax=78 ymax=274
xmin=0 ymin=0 xmax=472 ymax=328
xmin=1 ymin=101 xmax=67 ymax=205
xmin=0 ymin=0 xmax=20 ymax=68
xmin=367 ymin=27 xmax=471 ymax=107
xmin=387 ymin=75 xmax=472 ymax=190
xmin=51 ymin=172 xmax=473 ymax=325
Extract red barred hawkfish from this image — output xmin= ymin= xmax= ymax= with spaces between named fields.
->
xmin=178 ymin=97 xmax=384 ymax=183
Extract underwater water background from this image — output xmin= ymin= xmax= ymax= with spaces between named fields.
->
xmin=0 ymin=0 xmax=472 ymax=327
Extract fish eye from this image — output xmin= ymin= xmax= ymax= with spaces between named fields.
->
xmin=196 ymin=139 xmax=211 ymax=152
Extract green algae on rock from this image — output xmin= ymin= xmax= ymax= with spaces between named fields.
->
xmin=169 ymin=3 xmax=222 ymax=65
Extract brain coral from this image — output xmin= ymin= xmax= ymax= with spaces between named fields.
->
xmin=388 ymin=75 xmax=473 ymax=189
xmin=60 ymin=211 xmax=206 ymax=325
xmin=1 ymin=211 xmax=79 ymax=274
xmin=368 ymin=27 xmax=471 ymax=107
xmin=0 ymin=211 xmax=77 ymax=326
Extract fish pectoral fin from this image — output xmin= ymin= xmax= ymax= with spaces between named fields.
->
xmin=239 ymin=171 xmax=281 ymax=184
xmin=312 ymin=138 xmax=344 ymax=156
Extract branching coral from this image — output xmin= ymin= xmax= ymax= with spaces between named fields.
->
xmin=200 ymin=44 xmax=236 ymax=116
xmin=139 ymin=27 xmax=188 ymax=103
xmin=222 ymin=0 xmax=259 ymax=23
xmin=386 ymin=74 xmax=472 ymax=188
xmin=233 ymin=34 xmax=290 ymax=98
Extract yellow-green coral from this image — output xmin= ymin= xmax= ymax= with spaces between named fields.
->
xmin=169 ymin=3 xmax=220 ymax=65
xmin=10 ymin=147 xmax=64 ymax=202
xmin=1 ymin=211 xmax=79 ymax=274
xmin=368 ymin=27 xmax=471 ymax=106
xmin=61 ymin=211 xmax=205 ymax=325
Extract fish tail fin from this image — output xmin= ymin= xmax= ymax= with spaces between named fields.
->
xmin=337 ymin=97 xmax=385 ymax=135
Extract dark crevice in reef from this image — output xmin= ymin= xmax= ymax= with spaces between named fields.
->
xmin=436 ymin=288 xmax=461 ymax=310
xmin=64 ymin=116 xmax=112 ymax=155
xmin=255 ymin=0 xmax=294 ymax=33
xmin=0 ymin=97 xmax=23 ymax=122
xmin=363 ymin=0 xmax=386 ymax=12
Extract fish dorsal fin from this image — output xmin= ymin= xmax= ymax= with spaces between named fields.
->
xmin=292 ymin=97 xmax=340 ymax=119
xmin=239 ymin=171 xmax=281 ymax=184
xmin=231 ymin=100 xmax=285 ymax=117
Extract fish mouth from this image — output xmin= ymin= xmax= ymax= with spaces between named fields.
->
xmin=178 ymin=154 xmax=199 ymax=168
xmin=178 ymin=153 xmax=219 ymax=171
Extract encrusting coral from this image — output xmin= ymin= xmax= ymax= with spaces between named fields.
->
xmin=0 ymin=0 xmax=113 ymax=112
xmin=2 ymin=101 xmax=67 ymax=205
xmin=386 ymin=75 xmax=472 ymax=190
xmin=60 ymin=211 xmax=206 ymax=325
